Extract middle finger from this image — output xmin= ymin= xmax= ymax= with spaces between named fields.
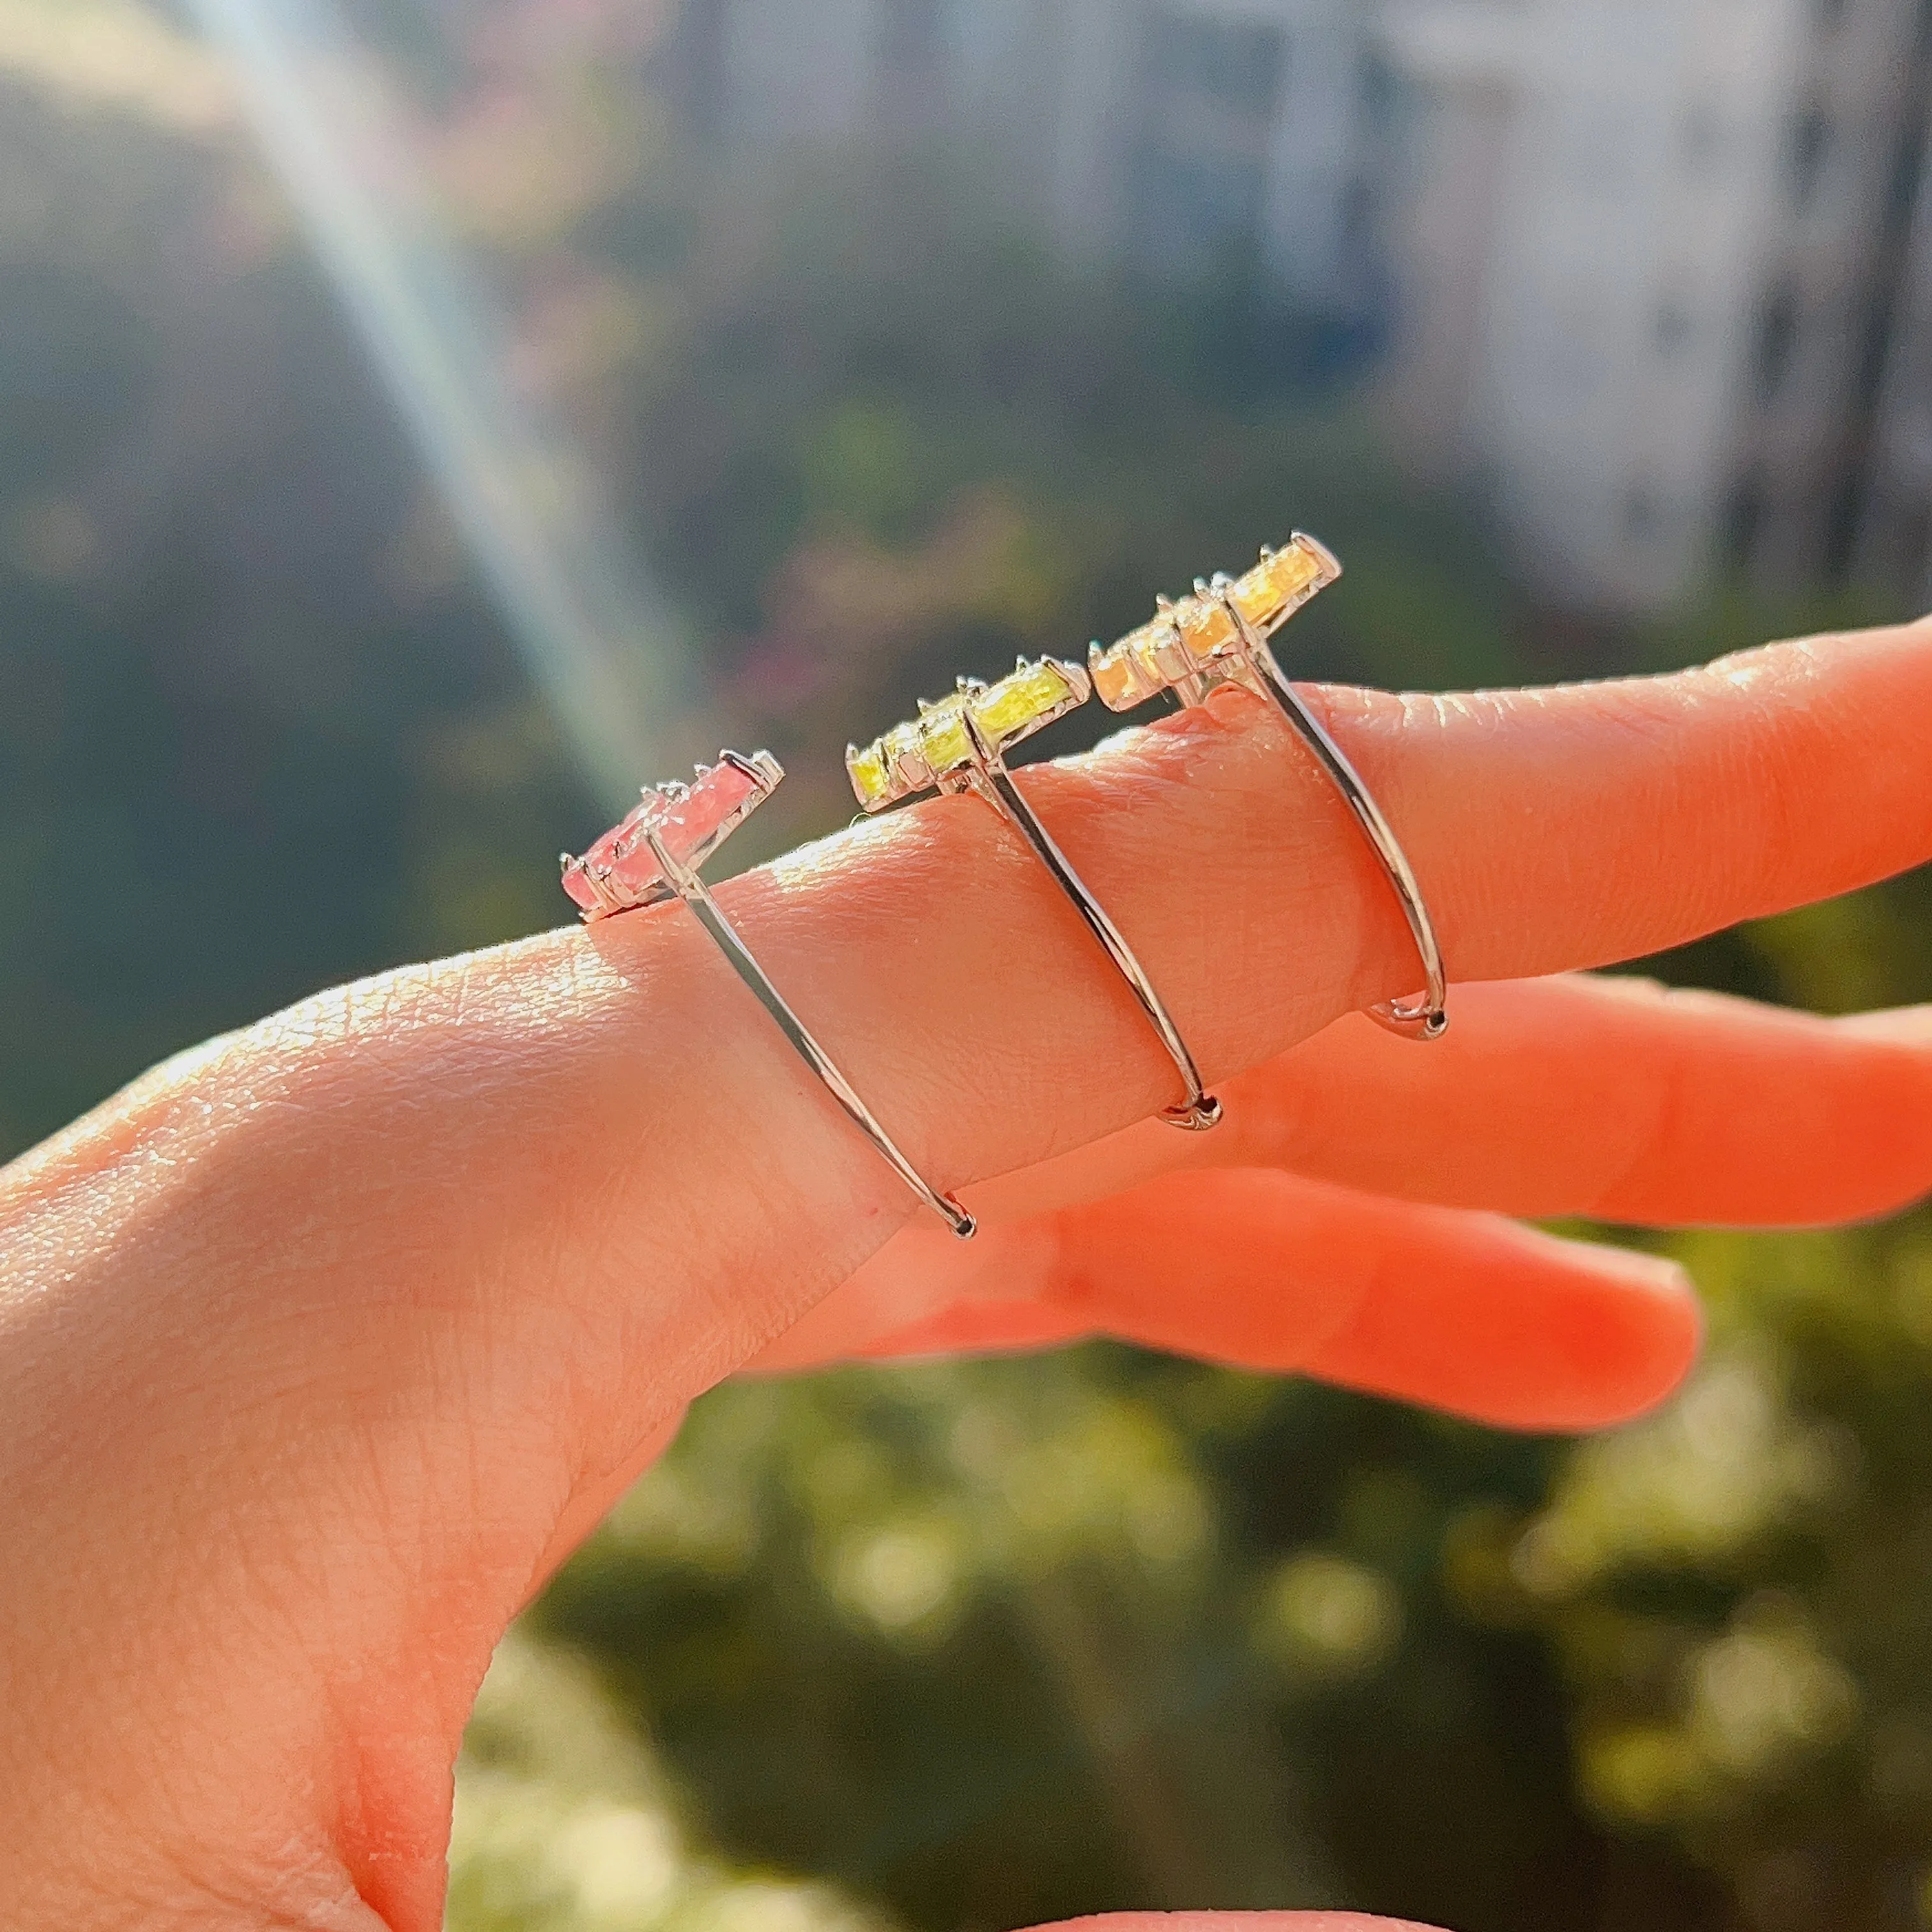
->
xmin=967 ymin=974 xmax=1932 ymax=1228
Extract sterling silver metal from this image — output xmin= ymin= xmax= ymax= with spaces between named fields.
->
xmin=637 ymin=818 xmax=976 ymax=1239
xmin=1208 ymin=578 xmax=1447 ymax=1040
xmin=956 ymin=693 xmax=1221 ymax=1130
xmin=1086 ymin=535 xmax=1446 ymax=1039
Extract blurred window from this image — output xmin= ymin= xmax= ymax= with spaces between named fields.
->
xmin=1754 ymin=282 xmax=1801 ymax=402
xmin=1567 ymin=102 xmax=1632 ymax=193
xmin=877 ymin=0 xmax=948 ymax=81
xmin=1623 ymin=482 xmax=1662 ymax=542
xmin=1679 ymin=104 xmax=1728 ymax=173
xmin=1724 ymin=467 xmax=1768 ymax=565
xmin=1146 ymin=7 xmax=1285 ymax=126
xmin=1855 ymin=288 xmax=1896 ymax=411
xmin=1893 ymin=498 xmax=1932 ymax=579
xmin=668 ymin=0 xmax=728 ymax=139
xmin=1816 ymin=0 xmax=1851 ymax=29
xmin=1885 ymin=121 xmax=1927 ymax=234
xmin=1133 ymin=149 xmax=1273 ymax=278
xmin=1655 ymin=298 xmax=1694 ymax=356
xmin=1130 ymin=8 xmax=1287 ymax=277
xmin=1358 ymin=44 xmax=1399 ymax=135
xmin=1789 ymin=107 xmax=1832 ymax=213
xmin=1824 ymin=466 xmax=1865 ymax=579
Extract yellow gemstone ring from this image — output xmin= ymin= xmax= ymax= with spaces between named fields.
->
xmin=848 ymin=656 xmax=1221 ymax=1131
xmin=1089 ymin=533 xmax=1448 ymax=1041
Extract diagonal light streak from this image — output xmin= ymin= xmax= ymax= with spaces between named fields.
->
xmin=187 ymin=0 xmax=682 ymax=808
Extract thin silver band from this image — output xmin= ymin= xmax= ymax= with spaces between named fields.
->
xmin=962 ymin=705 xmax=1221 ymax=1130
xmin=640 ymin=823 xmax=976 ymax=1239
xmin=1220 ymin=596 xmax=1448 ymax=1041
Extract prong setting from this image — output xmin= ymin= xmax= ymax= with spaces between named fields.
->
xmin=1086 ymin=532 xmax=1344 ymax=716
xmin=561 ymin=750 xmax=783 ymax=923
xmin=846 ymin=656 xmax=1091 ymax=814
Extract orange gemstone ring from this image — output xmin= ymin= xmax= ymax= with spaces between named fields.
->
xmin=1089 ymin=534 xmax=1448 ymax=1041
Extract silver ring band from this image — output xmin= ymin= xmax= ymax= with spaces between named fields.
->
xmin=959 ymin=701 xmax=1221 ymax=1129
xmin=639 ymin=820 xmax=976 ymax=1238
xmin=1218 ymin=594 xmax=1447 ymax=1040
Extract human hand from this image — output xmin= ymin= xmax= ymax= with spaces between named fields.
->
xmin=4 ymin=624 xmax=1930 ymax=1930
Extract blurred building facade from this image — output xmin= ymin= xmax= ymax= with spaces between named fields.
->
xmin=1381 ymin=0 xmax=1932 ymax=611
xmin=669 ymin=0 xmax=1376 ymax=310
xmin=1860 ymin=94 xmax=1932 ymax=593
xmin=666 ymin=0 xmax=1932 ymax=613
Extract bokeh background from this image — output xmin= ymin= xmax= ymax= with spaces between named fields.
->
xmin=5 ymin=1 xmax=1932 ymax=1927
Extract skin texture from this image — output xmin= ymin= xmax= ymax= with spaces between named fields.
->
xmin=2 ymin=622 xmax=1931 ymax=1931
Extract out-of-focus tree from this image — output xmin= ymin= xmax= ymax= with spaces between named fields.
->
xmin=449 ymin=1631 xmax=894 ymax=1932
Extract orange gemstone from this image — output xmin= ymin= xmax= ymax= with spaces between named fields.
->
xmin=1091 ymin=647 xmax=1146 ymax=710
xmin=1092 ymin=624 xmax=1168 ymax=709
xmin=1174 ymin=597 xmax=1238 ymax=666
xmin=1231 ymin=543 xmax=1324 ymax=629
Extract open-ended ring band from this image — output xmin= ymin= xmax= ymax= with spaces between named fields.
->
xmin=1217 ymin=593 xmax=1448 ymax=1039
xmin=958 ymin=701 xmax=1220 ymax=1128
xmin=848 ymin=657 xmax=1220 ymax=1131
xmin=563 ymin=753 xmax=976 ymax=1239
xmin=640 ymin=821 xmax=976 ymax=1236
xmin=1087 ymin=533 xmax=1448 ymax=1042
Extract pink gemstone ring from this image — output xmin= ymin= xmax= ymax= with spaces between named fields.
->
xmin=562 ymin=751 xmax=779 ymax=921
xmin=562 ymin=751 xmax=974 ymax=1238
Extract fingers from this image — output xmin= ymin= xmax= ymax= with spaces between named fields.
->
xmin=80 ymin=627 xmax=1932 ymax=1337
xmin=12 ymin=630 xmax=1925 ymax=1607
xmin=967 ymin=978 xmax=1932 ymax=1230
xmin=1229 ymin=981 xmax=1932 ymax=1226
xmin=715 ymin=622 xmax=1932 ymax=1206
xmin=752 ymin=1169 xmax=1700 ymax=1432
xmin=1348 ymin=624 xmax=1932 ymax=984
xmin=13 ymin=627 xmax=1926 ymax=1619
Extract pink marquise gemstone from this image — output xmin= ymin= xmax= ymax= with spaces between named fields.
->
xmin=564 ymin=758 xmax=760 ymax=912
xmin=562 ymin=852 xmax=608 ymax=913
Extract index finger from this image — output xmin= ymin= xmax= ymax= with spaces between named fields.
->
xmin=723 ymin=620 xmax=1932 ymax=1194
xmin=33 ymin=622 xmax=1930 ymax=1365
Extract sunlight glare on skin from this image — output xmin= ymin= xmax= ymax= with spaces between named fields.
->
xmin=186 ymin=0 xmax=682 ymax=810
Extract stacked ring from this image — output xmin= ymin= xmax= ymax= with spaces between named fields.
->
xmin=563 ymin=751 xmax=976 ymax=1238
xmin=1087 ymin=534 xmax=1448 ymax=1041
xmin=559 ymin=530 xmax=1445 ymax=1225
xmin=847 ymin=657 xmax=1221 ymax=1131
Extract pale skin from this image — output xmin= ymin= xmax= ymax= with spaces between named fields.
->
xmin=4 ymin=624 xmax=1932 ymax=1932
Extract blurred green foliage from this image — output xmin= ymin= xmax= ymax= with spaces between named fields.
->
xmin=1 ymin=10 xmax=1929 ymax=1932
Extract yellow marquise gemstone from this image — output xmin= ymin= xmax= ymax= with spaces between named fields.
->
xmin=881 ymin=721 xmax=927 ymax=788
xmin=848 ymin=657 xmax=1085 ymax=811
xmin=847 ymin=740 xmax=891 ymax=808
xmin=1230 ymin=540 xmax=1324 ymax=629
xmin=974 ymin=658 xmax=1073 ymax=743
xmin=918 ymin=696 xmax=973 ymax=776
